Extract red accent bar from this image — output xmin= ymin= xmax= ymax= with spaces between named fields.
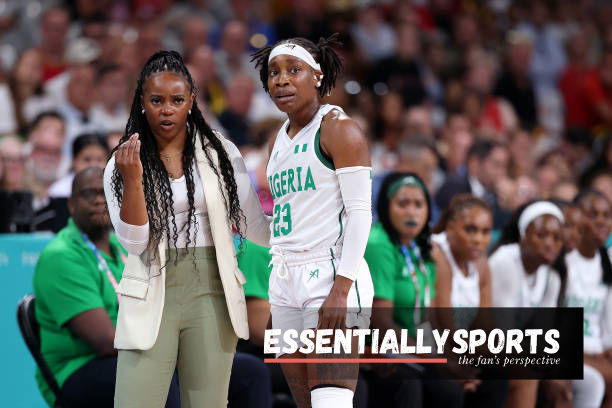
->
xmin=264 ymin=358 xmax=448 ymax=364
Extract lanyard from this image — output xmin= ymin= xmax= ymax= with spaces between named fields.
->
xmin=82 ymin=233 xmax=121 ymax=304
xmin=400 ymin=241 xmax=430 ymax=325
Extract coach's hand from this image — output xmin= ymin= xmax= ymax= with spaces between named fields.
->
xmin=116 ymin=133 xmax=143 ymax=183
xmin=318 ymin=276 xmax=352 ymax=330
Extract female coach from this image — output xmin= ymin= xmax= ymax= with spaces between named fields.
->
xmin=104 ymin=50 xmax=270 ymax=408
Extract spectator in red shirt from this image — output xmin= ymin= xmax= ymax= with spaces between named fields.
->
xmin=561 ymin=37 xmax=612 ymax=130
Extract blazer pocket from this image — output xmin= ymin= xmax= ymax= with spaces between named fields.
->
xmin=117 ymin=276 xmax=149 ymax=300
xmin=233 ymin=267 xmax=247 ymax=285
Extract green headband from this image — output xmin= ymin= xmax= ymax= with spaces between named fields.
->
xmin=387 ymin=175 xmax=426 ymax=199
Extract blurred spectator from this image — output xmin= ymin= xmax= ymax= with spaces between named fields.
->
xmin=403 ymin=106 xmax=435 ymax=140
xmin=79 ymin=14 xmax=125 ymax=69
xmin=371 ymin=91 xmax=404 ymax=174
xmin=494 ymin=31 xmax=537 ymax=130
xmin=33 ymin=167 xmax=180 ymax=408
xmin=218 ymin=74 xmax=256 ymax=147
xmin=9 ymin=49 xmax=48 ymax=131
xmin=438 ymin=113 xmax=474 ymax=177
xmin=187 ymin=45 xmax=227 ymax=116
xmin=351 ymin=5 xmax=395 ymax=65
xmin=534 ymin=162 xmax=560 ymax=200
xmin=563 ymin=46 xmax=612 ymax=131
xmin=368 ymin=23 xmax=425 ymax=108
xmin=551 ymin=181 xmax=579 ymax=203
xmin=178 ymin=16 xmax=209 ymax=58
xmin=395 ymin=137 xmax=440 ymax=196
xmin=515 ymin=0 xmax=566 ymax=95
xmin=0 ymin=135 xmax=27 ymax=191
xmin=41 ymin=37 xmax=102 ymax=121
xmin=0 ymin=66 xmax=17 ymax=135
xmin=274 ymin=1 xmax=328 ymax=43
xmin=420 ymin=33 xmax=447 ymax=106
xmin=507 ymin=128 xmax=535 ymax=178
xmin=49 ymin=133 xmax=109 ymax=199
xmin=243 ymin=117 xmax=283 ymax=215
xmin=58 ymin=64 xmax=101 ymax=152
xmin=436 ymin=140 xmax=510 ymax=228
xmin=135 ymin=22 xmax=163 ymax=70
xmin=560 ymin=127 xmax=595 ymax=177
xmin=34 ymin=6 xmax=70 ymax=83
xmin=25 ymin=111 xmax=66 ymax=210
xmin=90 ymin=65 xmax=129 ymax=133
xmin=463 ymin=56 xmax=519 ymax=139
xmin=105 ymin=131 xmax=122 ymax=152
xmin=215 ymin=20 xmax=256 ymax=85
xmin=589 ymin=170 xmax=612 ymax=206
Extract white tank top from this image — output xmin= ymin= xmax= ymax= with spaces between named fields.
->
xmin=266 ymin=104 xmax=345 ymax=251
xmin=432 ymin=232 xmax=480 ymax=308
xmin=564 ymin=249 xmax=610 ymax=354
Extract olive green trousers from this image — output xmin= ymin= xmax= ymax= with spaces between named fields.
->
xmin=115 ymin=247 xmax=237 ymax=408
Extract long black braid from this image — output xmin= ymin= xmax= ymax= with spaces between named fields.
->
xmin=111 ymin=50 xmax=244 ymax=260
xmin=251 ymin=33 xmax=344 ymax=98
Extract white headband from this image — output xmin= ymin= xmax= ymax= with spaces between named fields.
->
xmin=518 ymin=201 xmax=565 ymax=238
xmin=268 ymin=43 xmax=321 ymax=72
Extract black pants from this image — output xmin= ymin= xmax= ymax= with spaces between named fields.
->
xmin=229 ymin=352 xmax=273 ymax=408
xmin=56 ymin=356 xmax=180 ymax=408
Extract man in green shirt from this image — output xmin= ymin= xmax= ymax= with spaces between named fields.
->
xmin=33 ymin=167 xmax=180 ymax=407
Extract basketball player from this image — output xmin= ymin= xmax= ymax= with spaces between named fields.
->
xmin=251 ymin=35 xmax=374 ymax=408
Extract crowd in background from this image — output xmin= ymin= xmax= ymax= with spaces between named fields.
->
xmin=3 ymin=0 xmax=612 ymax=407
xmin=0 ymin=0 xmax=610 ymax=229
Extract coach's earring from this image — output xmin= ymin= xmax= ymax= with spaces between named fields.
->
xmin=188 ymin=109 xmax=191 ymax=115
xmin=316 ymin=81 xmax=321 ymax=88
xmin=141 ymin=108 xmax=145 ymax=114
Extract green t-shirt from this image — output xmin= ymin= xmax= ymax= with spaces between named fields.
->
xmin=364 ymin=222 xmax=436 ymax=336
xmin=237 ymin=239 xmax=271 ymax=300
xmin=33 ymin=218 xmax=126 ymax=406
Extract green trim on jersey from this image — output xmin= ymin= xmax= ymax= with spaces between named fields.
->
xmin=314 ymin=128 xmax=335 ymax=170
xmin=335 ymin=206 xmax=345 ymax=246
xmin=330 ymin=248 xmax=337 ymax=280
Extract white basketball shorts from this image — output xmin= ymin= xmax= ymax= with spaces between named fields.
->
xmin=268 ymin=245 xmax=373 ymax=356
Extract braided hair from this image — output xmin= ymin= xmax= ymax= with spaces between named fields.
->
xmin=251 ymin=33 xmax=344 ymax=98
xmin=111 ymin=51 xmax=244 ymax=258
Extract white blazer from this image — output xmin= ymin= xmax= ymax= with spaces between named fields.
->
xmin=112 ymin=133 xmax=269 ymax=350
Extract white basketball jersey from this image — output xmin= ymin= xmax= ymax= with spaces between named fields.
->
xmin=266 ymin=104 xmax=345 ymax=251
xmin=432 ymin=232 xmax=480 ymax=308
xmin=564 ymin=249 xmax=610 ymax=354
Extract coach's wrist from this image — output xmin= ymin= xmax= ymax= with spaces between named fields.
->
xmin=331 ymin=276 xmax=353 ymax=296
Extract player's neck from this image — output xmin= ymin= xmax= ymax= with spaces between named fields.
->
xmin=286 ymin=100 xmax=320 ymax=138
xmin=577 ymin=242 xmax=597 ymax=259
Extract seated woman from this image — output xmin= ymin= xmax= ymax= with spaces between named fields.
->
xmin=364 ymin=171 xmax=464 ymax=408
xmin=489 ymin=201 xmax=565 ymax=408
xmin=565 ymin=190 xmax=612 ymax=408
xmin=431 ymin=194 xmax=508 ymax=408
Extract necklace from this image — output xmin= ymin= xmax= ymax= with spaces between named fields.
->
xmin=159 ymin=151 xmax=183 ymax=162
